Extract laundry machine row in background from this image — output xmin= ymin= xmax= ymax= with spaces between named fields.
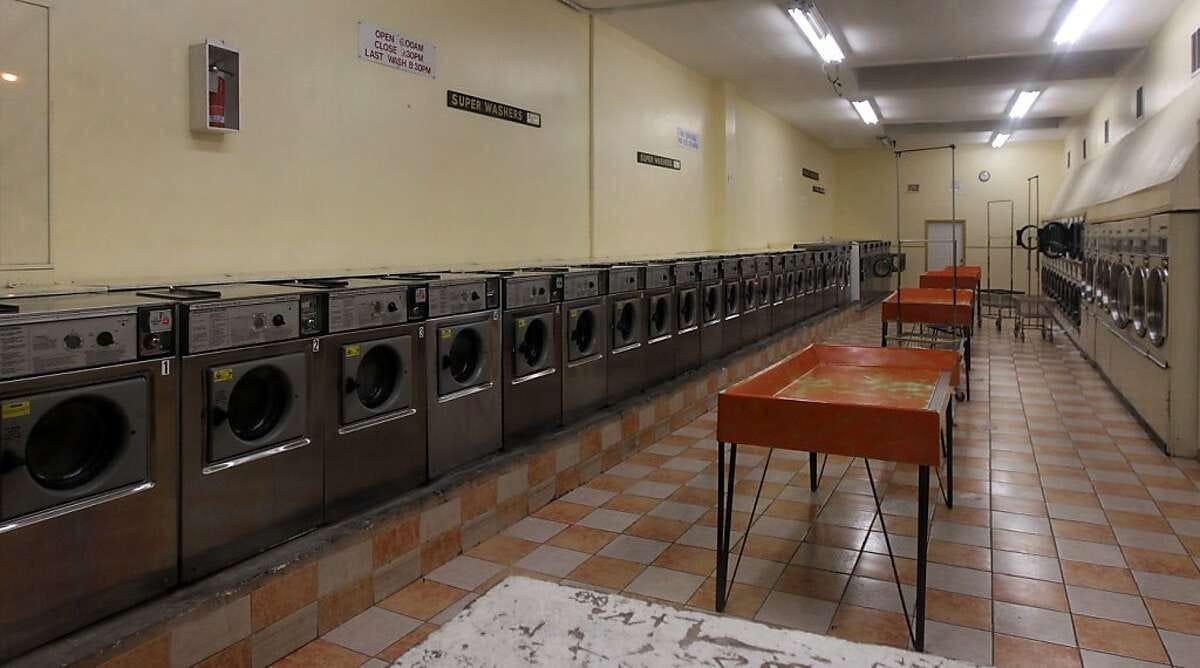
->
xmin=0 ymin=245 xmax=853 ymax=662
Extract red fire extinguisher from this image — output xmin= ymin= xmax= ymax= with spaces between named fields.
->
xmin=208 ymin=66 xmax=226 ymax=128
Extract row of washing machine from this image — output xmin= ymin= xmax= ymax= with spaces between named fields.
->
xmin=0 ymin=245 xmax=851 ymax=661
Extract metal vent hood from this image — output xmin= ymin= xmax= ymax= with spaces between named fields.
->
xmin=1049 ymin=81 xmax=1200 ymax=220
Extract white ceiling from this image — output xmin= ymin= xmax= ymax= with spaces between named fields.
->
xmin=581 ymin=0 xmax=1183 ymax=148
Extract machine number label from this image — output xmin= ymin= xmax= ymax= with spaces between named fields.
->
xmin=419 ymin=326 xmax=425 ymax=339
xmin=211 ymin=367 xmax=234 ymax=383
xmin=312 ymin=339 xmax=321 ymax=353
xmin=345 ymin=344 xmax=362 ymax=358
xmin=2 ymin=401 xmax=30 ymax=419
xmin=160 ymin=359 xmax=171 ymax=377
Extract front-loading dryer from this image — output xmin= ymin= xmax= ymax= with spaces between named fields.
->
xmin=138 ymin=283 xmax=324 ymax=583
xmin=382 ymin=274 xmax=501 ymax=479
xmin=739 ymin=257 xmax=760 ymax=348
xmin=770 ymin=253 xmax=787 ymax=332
xmin=590 ymin=264 xmax=646 ymax=405
xmin=754 ymin=255 xmax=774 ymax=340
xmin=783 ymin=252 xmax=799 ymax=325
xmin=482 ymin=269 xmax=563 ymax=446
xmin=640 ymin=262 xmax=676 ymax=388
xmin=265 ymin=278 xmax=428 ymax=524
xmin=528 ymin=267 xmax=608 ymax=423
xmin=0 ymin=292 xmax=178 ymax=662
xmin=720 ymin=257 xmax=743 ymax=357
xmin=698 ymin=258 xmax=724 ymax=365
xmin=671 ymin=260 xmax=701 ymax=375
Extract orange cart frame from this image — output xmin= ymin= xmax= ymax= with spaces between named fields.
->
xmin=881 ymin=287 xmax=974 ymax=401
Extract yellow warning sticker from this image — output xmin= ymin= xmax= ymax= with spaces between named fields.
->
xmin=441 ymin=328 xmax=452 ymax=339
xmin=517 ymin=318 xmax=527 ymax=328
xmin=344 ymin=344 xmax=361 ymax=358
xmin=211 ymin=368 xmax=234 ymax=383
xmin=2 ymin=401 xmax=30 ymax=419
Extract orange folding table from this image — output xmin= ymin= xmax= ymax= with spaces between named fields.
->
xmin=882 ymin=287 xmax=974 ymax=400
xmin=919 ymin=265 xmax=982 ymax=327
xmin=717 ymin=344 xmax=957 ymax=651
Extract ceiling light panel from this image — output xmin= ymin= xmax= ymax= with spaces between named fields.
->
xmin=788 ymin=3 xmax=844 ymax=63
xmin=1055 ymin=0 xmax=1109 ymax=45
xmin=851 ymin=99 xmax=879 ymax=125
xmin=992 ymin=132 xmax=1011 ymax=148
xmin=1009 ymin=90 xmax=1042 ymax=118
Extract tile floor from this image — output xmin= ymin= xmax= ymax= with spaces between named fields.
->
xmin=275 ymin=307 xmax=1200 ymax=667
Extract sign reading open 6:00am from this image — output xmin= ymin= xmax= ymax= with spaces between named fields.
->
xmin=358 ymin=22 xmax=437 ymax=79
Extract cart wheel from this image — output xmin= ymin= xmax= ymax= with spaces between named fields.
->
xmin=955 ymin=390 xmax=966 ymax=402
xmin=1021 ymin=330 xmax=1027 ymax=342
xmin=1041 ymin=329 xmax=1047 ymax=341
xmin=995 ymin=318 xmax=1002 ymax=331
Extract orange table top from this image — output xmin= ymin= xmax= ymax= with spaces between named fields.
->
xmin=717 ymin=345 xmax=956 ymax=465
xmin=920 ymin=272 xmax=980 ymax=290
xmin=931 ymin=265 xmax=982 ymax=278
xmin=882 ymin=288 xmax=975 ymax=327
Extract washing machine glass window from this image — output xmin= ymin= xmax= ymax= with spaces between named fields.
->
xmin=341 ymin=336 xmax=413 ymax=425
xmin=568 ymin=307 xmax=599 ymax=360
xmin=744 ymin=279 xmax=756 ymax=307
xmin=1096 ymin=259 xmax=1110 ymax=306
xmin=613 ymin=299 xmax=640 ymax=349
xmin=355 ymin=346 xmax=399 ymax=408
xmin=1 ymin=377 xmax=149 ymax=520
xmin=227 ymin=366 xmax=291 ymax=441
xmin=679 ymin=288 xmax=698 ymax=329
xmin=1111 ymin=264 xmax=1132 ymax=328
xmin=208 ymin=352 xmax=308 ymax=464
xmin=439 ymin=322 xmax=492 ymax=394
xmin=1147 ymin=267 xmax=1168 ymax=347
xmin=1130 ymin=267 xmax=1148 ymax=337
xmin=703 ymin=285 xmax=720 ymax=323
xmin=514 ymin=314 xmax=552 ymax=376
xmin=725 ymin=283 xmax=740 ymax=315
xmin=649 ymin=294 xmax=671 ymax=339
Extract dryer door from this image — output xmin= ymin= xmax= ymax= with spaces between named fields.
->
xmin=612 ymin=298 xmax=642 ymax=351
xmin=513 ymin=312 xmax=553 ymax=378
xmin=702 ymin=284 xmax=722 ymax=324
xmin=1147 ymin=267 xmax=1168 ymax=347
xmin=0 ymin=378 xmax=148 ymax=520
xmin=678 ymin=288 xmax=698 ymax=331
xmin=437 ymin=320 xmax=492 ymax=396
xmin=1130 ymin=268 xmax=1148 ymax=338
xmin=743 ymin=279 xmax=757 ymax=312
xmin=724 ymin=281 xmax=740 ymax=317
xmin=341 ymin=336 xmax=412 ymax=426
xmin=208 ymin=353 xmax=307 ymax=462
xmin=567 ymin=304 xmax=603 ymax=363
xmin=648 ymin=292 xmax=674 ymax=340
xmin=1111 ymin=264 xmax=1132 ymax=328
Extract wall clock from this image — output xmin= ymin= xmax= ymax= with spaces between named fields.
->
xmin=978 ymin=170 xmax=991 ymax=182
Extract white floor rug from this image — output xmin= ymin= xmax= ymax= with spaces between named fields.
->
xmin=394 ymin=576 xmax=980 ymax=667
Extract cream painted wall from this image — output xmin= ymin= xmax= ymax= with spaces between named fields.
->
xmin=591 ymin=20 xmax=724 ymax=259
xmin=834 ymin=140 xmax=1065 ymax=292
xmin=726 ymin=96 xmax=835 ymax=250
xmin=1063 ymin=0 xmax=1200 ymax=170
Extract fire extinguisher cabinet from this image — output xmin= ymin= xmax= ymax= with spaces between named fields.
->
xmin=190 ymin=40 xmax=239 ymax=133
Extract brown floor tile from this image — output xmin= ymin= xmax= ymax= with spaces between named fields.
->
xmin=1146 ymin=597 xmax=1200 ymax=635
xmin=1051 ymin=520 xmax=1117 ymax=544
xmin=1105 ymin=510 xmax=1173 ymax=533
xmin=742 ymin=535 xmax=800 ymax=563
xmin=567 ymin=555 xmax=647 ymax=589
xmin=774 ymin=565 xmax=849 ymax=601
xmin=1074 ymin=616 xmax=1169 ymax=663
xmin=273 ymin=640 xmax=368 ymax=668
xmin=602 ymin=494 xmax=660 ymax=514
xmin=688 ymin=578 xmax=769 ymax=618
xmin=805 ymin=524 xmax=868 ymax=551
xmin=927 ymin=589 xmax=991 ymax=630
xmin=734 ymin=480 xmax=784 ymax=498
xmin=852 ymin=551 xmax=916 ymax=585
xmin=993 ymin=573 xmax=1069 ymax=611
xmin=992 ymin=496 xmax=1048 ymax=516
xmin=547 ymin=526 xmax=618 ymax=554
xmin=646 ymin=468 xmax=696 ymax=484
xmin=379 ymin=579 xmax=467 ymax=621
xmin=828 ymin=604 xmax=909 ymax=649
xmin=588 ymin=474 xmax=636 ymax=493
xmin=1159 ymin=501 xmax=1200 ymax=519
xmin=1043 ymin=489 xmax=1099 ymax=507
xmin=993 ymin=529 xmax=1058 ymax=557
xmin=1122 ymin=546 xmax=1200 ymax=578
xmin=670 ymin=486 xmax=716 ymax=506
xmin=937 ymin=506 xmax=991 ymax=527
xmin=1060 ymin=561 xmax=1139 ymax=594
xmin=1091 ymin=482 xmax=1153 ymax=500
xmin=1182 ymin=535 xmax=1200 ymax=557
xmin=533 ymin=500 xmax=594 ymax=524
xmin=466 ymin=535 xmax=539 ymax=565
xmin=626 ymin=516 xmax=690 ymax=542
xmin=697 ymin=509 xmax=751 ymax=531
xmin=653 ymin=544 xmax=716 ymax=576
xmin=929 ymin=540 xmax=992 ymax=570
xmin=626 ymin=452 xmax=671 ymax=467
xmin=764 ymin=499 xmax=820 ymax=521
xmin=376 ymin=624 xmax=438 ymax=662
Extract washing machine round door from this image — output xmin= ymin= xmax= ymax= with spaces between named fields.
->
xmin=773 ymin=275 xmax=783 ymax=301
xmin=208 ymin=354 xmax=307 ymax=462
xmin=703 ymin=285 xmax=720 ymax=323
xmin=679 ymin=288 xmax=698 ymax=329
xmin=725 ymin=282 xmax=739 ymax=315
xmin=439 ymin=324 xmax=489 ymax=394
xmin=649 ymin=294 xmax=671 ymax=339
xmin=568 ymin=306 xmax=599 ymax=361
xmin=342 ymin=337 xmax=412 ymax=425
xmin=1096 ymin=259 xmax=1109 ymax=306
xmin=25 ymin=397 xmax=126 ymax=491
xmin=1130 ymin=267 xmax=1148 ymax=337
xmin=613 ymin=299 xmax=639 ymax=349
xmin=1147 ymin=267 xmax=1168 ymax=347
xmin=744 ymin=279 xmax=756 ymax=309
xmin=1111 ymin=264 xmax=1132 ymax=328
xmin=514 ymin=314 xmax=552 ymax=377
xmin=227 ymin=367 xmax=293 ymax=441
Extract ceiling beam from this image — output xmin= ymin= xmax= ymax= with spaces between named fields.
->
xmin=855 ymin=49 xmax=1138 ymax=91
xmin=884 ymin=117 xmax=1065 ymax=135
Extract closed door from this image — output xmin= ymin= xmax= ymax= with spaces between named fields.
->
xmin=927 ymin=221 xmax=966 ymax=270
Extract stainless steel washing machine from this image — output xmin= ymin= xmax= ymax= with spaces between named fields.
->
xmin=0 ymin=292 xmax=178 ymax=662
xmin=595 ymin=264 xmax=646 ymax=404
xmin=721 ymin=257 xmax=743 ymax=357
xmin=698 ymin=258 xmax=724 ymax=365
xmin=642 ymin=262 xmax=676 ymax=388
xmin=795 ymin=249 xmax=813 ymax=322
xmin=784 ymin=252 xmax=799 ymax=325
xmin=754 ymin=255 xmax=773 ymax=339
xmin=739 ymin=257 xmax=760 ymax=348
xmin=487 ymin=270 xmax=563 ymax=446
xmin=142 ymin=283 xmax=324 ymax=583
xmin=837 ymin=244 xmax=852 ymax=307
xmin=267 ymin=278 xmax=428 ymax=524
xmin=672 ymin=260 xmax=701 ymax=375
xmin=538 ymin=267 xmax=608 ymax=422
xmin=1146 ymin=219 xmax=1169 ymax=350
xmin=383 ymin=273 xmax=501 ymax=478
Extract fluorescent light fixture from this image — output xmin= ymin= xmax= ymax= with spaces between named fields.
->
xmin=0 ymin=72 xmax=17 ymax=83
xmin=788 ymin=3 xmax=845 ymax=63
xmin=991 ymin=132 xmax=1011 ymax=149
xmin=1054 ymin=0 xmax=1108 ymax=45
xmin=1009 ymin=90 xmax=1041 ymax=119
xmin=851 ymin=99 xmax=879 ymax=125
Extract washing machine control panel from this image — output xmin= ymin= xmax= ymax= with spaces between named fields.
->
xmin=185 ymin=297 xmax=300 ymax=353
xmin=607 ymin=267 xmax=644 ymax=295
xmin=427 ymin=278 xmax=499 ymax=317
xmin=563 ymin=271 xmax=604 ymax=300
xmin=644 ymin=265 xmax=672 ymax=289
xmin=698 ymin=260 xmax=720 ymax=282
xmin=0 ymin=313 xmax=143 ymax=379
xmin=327 ymin=287 xmax=409 ymax=333
xmin=672 ymin=262 xmax=699 ymax=286
xmin=504 ymin=275 xmax=562 ymax=309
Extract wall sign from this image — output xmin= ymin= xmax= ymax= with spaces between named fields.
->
xmin=358 ymin=22 xmax=437 ymax=79
xmin=802 ymin=168 xmax=820 ymax=181
xmin=637 ymin=151 xmax=681 ymax=171
xmin=677 ymin=128 xmax=700 ymax=151
xmin=812 ymin=185 xmax=826 ymax=195
xmin=446 ymin=90 xmax=542 ymax=128
xmin=907 ymin=184 xmax=920 ymax=193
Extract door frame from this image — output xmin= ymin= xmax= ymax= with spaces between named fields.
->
xmin=924 ymin=219 xmax=967 ymax=271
